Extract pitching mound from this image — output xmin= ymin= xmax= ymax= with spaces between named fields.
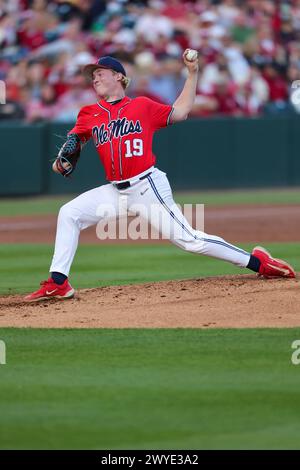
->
xmin=0 ymin=275 xmax=298 ymax=328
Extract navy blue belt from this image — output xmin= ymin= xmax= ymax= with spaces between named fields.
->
xmin=113 ymin=172 xmax=152 ymax=190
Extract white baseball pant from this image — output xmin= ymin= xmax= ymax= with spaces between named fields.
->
xmin=50 ymin=167 xmax=250 ymax=276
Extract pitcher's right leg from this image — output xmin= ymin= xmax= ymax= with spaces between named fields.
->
xmin=138 ymin=169 xmax=295 ymax=277
xmin=136 ymin=169 xmax=251 ymax=268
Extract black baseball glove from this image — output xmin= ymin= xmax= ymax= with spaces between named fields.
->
xmin=55 ymin=133 xmax=82 ymax=177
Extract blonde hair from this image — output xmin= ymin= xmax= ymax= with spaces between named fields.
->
xmin=110 ymin=70 xmax=131 ymax=90
xmin=121 ymin=75 xmax=131 ymax=90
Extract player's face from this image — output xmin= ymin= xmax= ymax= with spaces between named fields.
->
xmin=92 ymin=68 xmax=120 ymax=97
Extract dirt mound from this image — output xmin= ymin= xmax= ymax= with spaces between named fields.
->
xmin=0 ymin=275 xmax=298 ymax=328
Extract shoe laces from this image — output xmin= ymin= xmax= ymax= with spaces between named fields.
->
xmin=40 ymin=279 xmax=53 ymax=287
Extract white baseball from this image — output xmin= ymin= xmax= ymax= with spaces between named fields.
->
xmin=185 ymin=49 xmax=198 ymax=62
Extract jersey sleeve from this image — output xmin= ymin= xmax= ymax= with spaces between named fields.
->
xmin=144 ymin=97 xmax=174 ymax=131
xmin=67 ymin=106 xmax=93 ymax=143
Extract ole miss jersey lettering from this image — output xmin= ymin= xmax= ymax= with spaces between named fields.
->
xmin=68 ymin=96 xmax=173 ymax=181
xmin=93 ymin=118 xmax=142 ymax=146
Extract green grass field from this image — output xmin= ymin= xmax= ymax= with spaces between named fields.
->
xmin=0 ymin=242 xmax=299 ymax=295
xmin=0 ymin=187 xmax=300 ymax=216
xmin=0 ymin=191 xmax=299 ymax=450
xmin=0 ymin=328 xmax=300 ymax=449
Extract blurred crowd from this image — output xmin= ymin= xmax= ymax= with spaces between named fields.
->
xmin=1 ymin=0 xmax=300 ymax=122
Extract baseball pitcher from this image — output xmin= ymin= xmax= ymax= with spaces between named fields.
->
xmin=25 ymin=51 xmax=295 ymax=301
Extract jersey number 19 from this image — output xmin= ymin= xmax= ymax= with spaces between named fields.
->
xmin=124 ymin=139 xmax=143 ymax=157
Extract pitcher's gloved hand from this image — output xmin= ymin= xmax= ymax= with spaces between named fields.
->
xmin=53 ymin=133 xmax=82 ymax=177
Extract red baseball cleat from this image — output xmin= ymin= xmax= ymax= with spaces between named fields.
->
xmin=252 ymin=246 xmax=295 ymax=279
xmin=24 ymin=278 xmax=75 ymax=302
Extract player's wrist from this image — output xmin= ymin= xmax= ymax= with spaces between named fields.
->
xmin=187 ymin=67 xmax=199 ymax=76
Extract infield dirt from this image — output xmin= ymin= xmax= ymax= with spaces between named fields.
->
xmin=0 ymin=204 xmax=299 ymax=243
xmin=0 ymin=275 xmax=298 ymax=328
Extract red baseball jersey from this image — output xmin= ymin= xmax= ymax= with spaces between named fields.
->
xmin=69 ymin=96 xmax=173 ymax=181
